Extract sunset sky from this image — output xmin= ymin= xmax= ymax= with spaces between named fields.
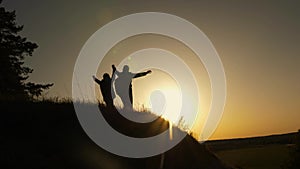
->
xmin=3 ymin=0 xmax=299 ymax=140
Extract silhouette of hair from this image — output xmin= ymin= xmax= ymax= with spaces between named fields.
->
xmin=103 ymin=73 xmax=110 ymax=79
xmin=123 ymin=65 xmax=129 ymax=72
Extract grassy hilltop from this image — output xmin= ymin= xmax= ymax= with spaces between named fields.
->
xmin=0 ymin=100 xmax=232 ymax=169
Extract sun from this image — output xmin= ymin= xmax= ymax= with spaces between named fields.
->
xmin=132 ymin=69 xmax=183 ymax=125
xmin=149 ymin=87 xmax=182 ymax=124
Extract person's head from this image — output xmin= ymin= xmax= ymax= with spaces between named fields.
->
xmin=103 ymin=73 xmax=110 ymax=80
xmin=123 ymin=65 xmax=129 ymax=72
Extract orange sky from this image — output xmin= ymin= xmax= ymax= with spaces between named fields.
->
xmin=3 ymin=0 xmax=300 ymax=140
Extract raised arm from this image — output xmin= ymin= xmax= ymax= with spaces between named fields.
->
xmin=92 ymin=75 xmax=101 ymax=85
xmin=112 ymin=65 xmax=120 ymax=76
xmin=133 ymin=70 xmax=152 ymax=78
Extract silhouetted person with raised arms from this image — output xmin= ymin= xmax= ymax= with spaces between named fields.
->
xmin=93 ymin=66 xmax=116 ymax=108
xmin=112 ymin=64 xmax=151 ymax=109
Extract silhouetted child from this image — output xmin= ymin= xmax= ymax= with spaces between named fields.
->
xmin=112 ymin=64 xmax=151 ymax=109
xmin=93 ymin=67 xmax=116 ymax=107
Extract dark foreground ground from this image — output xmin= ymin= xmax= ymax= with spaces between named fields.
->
xmin=0 ymin=101 xmax=233 ymax=169
xmin=0 ymin=100 xmax=298 ymax=169
xmin=205 ymin=132 xmax=299 ymax=169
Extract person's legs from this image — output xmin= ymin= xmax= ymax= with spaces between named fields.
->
xmin=115 ymin=82 xmax=133 ymax=109
xmin=119 ymin=94 xmax=131 ymax=109
xmin=104 ymin=97 xmax=114 ymax=108
xmin=129 ymin=84 xmax=133 ymax=105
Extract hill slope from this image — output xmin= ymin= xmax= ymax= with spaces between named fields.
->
xmin=1 ymin=101 xmax=233 ymax=169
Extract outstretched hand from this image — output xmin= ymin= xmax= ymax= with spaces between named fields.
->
xmin=112 ymin=65 xmax=116 ymax=71
xmin=147 ymin=70 xmax=152 ymax=74
xmin=92 ymin=75 xmax=96 ymax=80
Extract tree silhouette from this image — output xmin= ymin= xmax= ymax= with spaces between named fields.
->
xmin=0 ymin=0 xmax=53 ymax=100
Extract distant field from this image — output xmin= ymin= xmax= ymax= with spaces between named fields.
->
xmin=215 ymin=144 xmax=294 ymax=169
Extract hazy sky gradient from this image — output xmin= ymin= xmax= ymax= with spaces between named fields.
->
xmin=3 ymin=0 xmax=299 ymax=140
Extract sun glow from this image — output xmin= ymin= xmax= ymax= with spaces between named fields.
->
xmin=149 ymin=87 xmax=182 ymax=124
xmin=96 ymin=37 xmax=208 ymax=139
xmin=131 ymin=68 xmax=183 ymax=125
